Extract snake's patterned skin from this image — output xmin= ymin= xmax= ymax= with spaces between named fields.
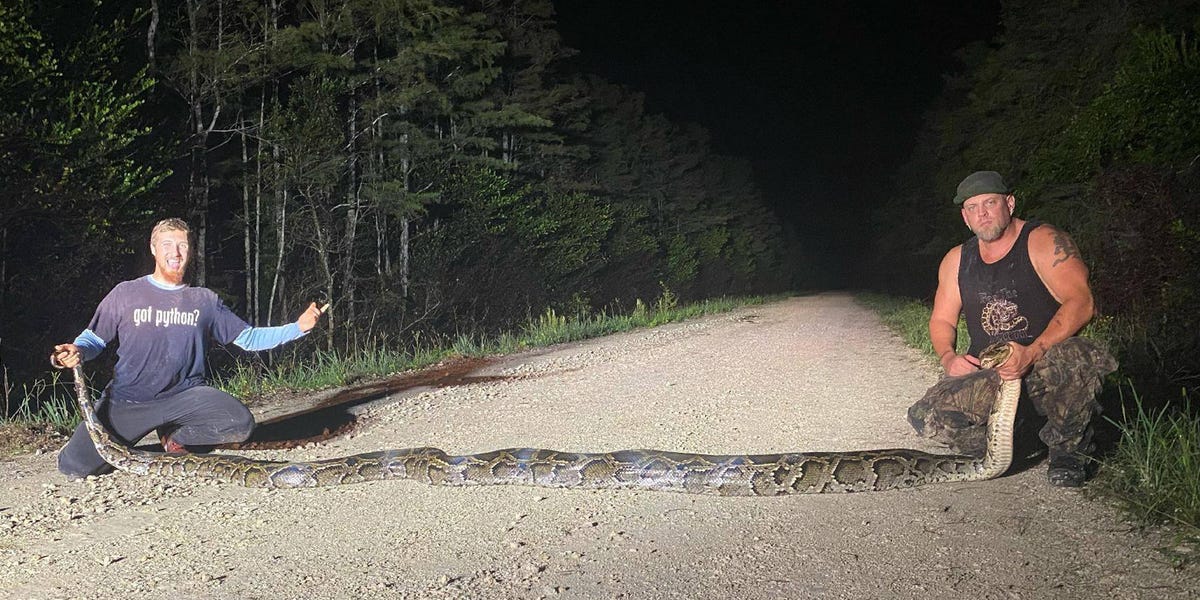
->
xmin=70 ymin=344 xmax=1018 ymax=495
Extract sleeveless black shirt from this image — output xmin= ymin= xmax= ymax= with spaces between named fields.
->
xmin=958 ymin=221 xmax=1060 ymax=357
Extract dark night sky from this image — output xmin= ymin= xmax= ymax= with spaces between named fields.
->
xmin=552 ymin=1 xmax=1001 ymax=284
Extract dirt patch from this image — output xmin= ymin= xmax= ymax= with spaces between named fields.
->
xmin=223 ymin=356 xmax=513 ymax=450
xmin=0 ymin=293 xmax=1195 ymax=599
xmin=0 ymin=422 xmax=67 ymax=459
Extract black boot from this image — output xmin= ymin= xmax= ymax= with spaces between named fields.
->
xmin=1047 ymin=449 xmax=1091 ymax=487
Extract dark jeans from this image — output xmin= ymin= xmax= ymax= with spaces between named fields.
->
xmin=908 ymin=337 xmax=1118 ymax=457
xmin=57 ymin=385 xmax=255 ymax=479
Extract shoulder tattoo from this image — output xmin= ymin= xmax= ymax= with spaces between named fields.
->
xmin=1050 ymin=228 xmax=1081 ymax=267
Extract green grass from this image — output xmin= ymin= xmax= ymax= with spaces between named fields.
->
xmin=854 ymin=293 xmax=970 ymax=359
xmin=219 ymin=342 xmax=455 ymax=399
xmin=216 ymin=289 xmax=767 ymax=399
xmin=1090 ymin=387 xmax=1200 ymax=565
xmin=2 ymin=369 xmax=81 ymax=432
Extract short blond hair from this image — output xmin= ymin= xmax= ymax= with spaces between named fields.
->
xmin=150 ymin=218 xmax=191 ymax=243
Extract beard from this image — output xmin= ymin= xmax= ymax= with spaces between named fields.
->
xmin=975 ymin=223 xmax=1005 ymax=242
xmin=972 ymin=214 xmax=1010 ymax=242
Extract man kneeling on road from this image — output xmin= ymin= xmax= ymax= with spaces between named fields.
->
xmin=52 ymin=218 xmax=327 ymax=479
xmin=907 ymin=171 xmax=1117 ymax=487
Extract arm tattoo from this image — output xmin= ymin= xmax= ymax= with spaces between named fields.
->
xmin=1051 ymin=229 xmax=1081 ymax=267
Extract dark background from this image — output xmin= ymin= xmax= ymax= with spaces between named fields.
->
xmin=553 ymin=1 xmax=1002 ymax=283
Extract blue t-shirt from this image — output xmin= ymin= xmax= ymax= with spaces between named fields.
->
xmin=85 ymin=276 xmax=253 ymax=402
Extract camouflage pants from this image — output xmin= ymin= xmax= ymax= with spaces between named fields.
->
xmin=907 ymin=337 xmax=1118 ymax=457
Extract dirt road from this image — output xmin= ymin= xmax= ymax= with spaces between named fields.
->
xmin=0 ymin=293 xmax=1194 ymax=599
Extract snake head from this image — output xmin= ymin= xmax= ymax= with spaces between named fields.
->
xmin=978 ymin=342 xmax=1014 ymax=370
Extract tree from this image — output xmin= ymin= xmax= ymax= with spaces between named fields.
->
xmin=0 ymin=0 xmax=165 ymax=384
xmin=869 ymin=0 xmax=1200 ymax=394
xmin=154 ymin=0 xmax=264 ymax=286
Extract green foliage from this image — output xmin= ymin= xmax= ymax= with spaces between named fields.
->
xmin=575 ymin=78 xmax=789 ymax=300
xmin=665 ymin=233 xmax=700 ymax=286
xmin=1030 ymin=27 xmax=1200 ymax=190
xmin=0 ymin=1 xmax=163 ymax=213
xmin=414 ymin=167 xmax=618 ymax=327
xmin=1021 ymin=28 xmax=1200 ymax=397
xmin=472 ymin=181 xmax=614 ymax=286
xmin=1092 ymin=386 xmax=1200 ymax=564
xmin=0 ymin=0 xmax=166 ymax=384
xmin=1 ymin=370 xmax=80 ymax=433
xmin=0 ymin=3 xmax=58 ymax=121
xmin=273 ymin=74 xmax=343 ymax=188
xmin=471 ymin=0 xmax=584 ymax=175
xmin=522 ymin=307 xmax=580 ymax=346
xmin=654 ymin=282 xmax=679 ymax=312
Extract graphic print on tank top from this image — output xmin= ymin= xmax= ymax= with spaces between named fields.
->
xmin=977 ymin=288 xmax=1030 ymax=342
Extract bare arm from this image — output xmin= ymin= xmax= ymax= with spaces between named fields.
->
xmin=929 ymin=245 xmax=980 ymax=376
xmin=296 ymin=302 xmax=329 ymax=333
xmin=51 ymin=330 xmax=106 ymax=368
xmin=51 ymin=344 xmax=82 ymax=368
xmin=998 ymin=225 xmax=1095 ymax=379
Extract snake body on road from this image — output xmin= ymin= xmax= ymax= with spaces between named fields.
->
xmin=70 ymin=344 xmax=1018 ymax=495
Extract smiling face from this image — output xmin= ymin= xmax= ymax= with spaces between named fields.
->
xmin=960 ymin=193 xmax=1015 ymax=242
xmin=150 ymin=224 xmax=191 ymax=285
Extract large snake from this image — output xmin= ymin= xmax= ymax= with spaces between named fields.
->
xmin=68 ymin=344 xmax=1018 ymax=495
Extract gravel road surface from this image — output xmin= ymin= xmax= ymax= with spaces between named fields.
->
xmin=0 ymin=293 xmax=1194 ymax=599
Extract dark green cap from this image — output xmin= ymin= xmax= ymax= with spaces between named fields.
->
xmin=953 ymin=171 xmax=1011 ymax=205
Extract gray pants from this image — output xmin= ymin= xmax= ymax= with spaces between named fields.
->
xmin=57 ymin=385 xmax=254 ymax=478
xmin=908 ymin=337 xmax=1118 ymax=457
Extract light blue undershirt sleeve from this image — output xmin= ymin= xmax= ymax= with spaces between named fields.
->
xmin=232 ymin=322 xmax=307 ymax=352
xmin=73 ymin=330 xmax=107 ymax=361
xmin=145 ymin=274 xmax=187 ymax=290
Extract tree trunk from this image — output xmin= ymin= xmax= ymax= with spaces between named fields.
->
xmin=399 ymin=214 xmax=410 ymax=302
xmin=190 ymin=141 xmax=209 ymax=288
xmin=375 ymin=210 xmax=388 ymax=276
xmin=341 ymin=93 xmax=360 ymax=335
xmin=267 ymin=175 xmax=287 ymax=326
xmin=241 ymin=122 xmax=256 ymax=324
xmin=254 ymin=101 xmax=264 ymax=325
xmin=258 ymin=0 xmax=279 ymax=325
xmin=184 ymin=0 xmax=225 ymax=288
xmin=372 ymin=46 xmax=388 ymax=279
xmin=147 ymin=0 xmax=159 ymax=68
xmin=0 ymin=226 xmax=7 ymax=309
xmin=310 ymin=204 xmax=335 ymax=351
xmin=399 ymin=104 xmax=411 ymax=302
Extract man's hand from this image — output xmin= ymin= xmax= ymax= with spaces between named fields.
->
xmin=297 ymin=302 xmax=330 ymax=333
xmin=941 ymin=351 xmax=981 ymax=377
xmin=995 ymin=342 xmax=1041 ymax=381
xmin=51 ymin=344 xmax=81 ymax=369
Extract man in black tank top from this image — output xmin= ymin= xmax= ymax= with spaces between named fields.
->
xmin=907 ymin=171 xmax=1117 ymax=487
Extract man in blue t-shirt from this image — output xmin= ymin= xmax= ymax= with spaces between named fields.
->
xmin=51 ymin=218 xmax=327 ymax=479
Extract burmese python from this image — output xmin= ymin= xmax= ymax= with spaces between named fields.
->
xmin=69 ymin=344 xmax=1018 ymax=495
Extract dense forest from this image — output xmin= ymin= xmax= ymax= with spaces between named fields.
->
xmin=865 ymin=0 xmax=1200 ymax=401
xmin=0 ymin=0 xmax=795 ymax=394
